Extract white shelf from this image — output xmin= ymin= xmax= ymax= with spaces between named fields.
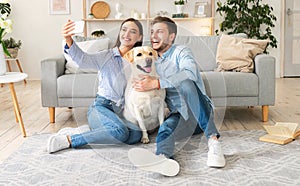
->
xmin=82 ymin=0 xmax=215 ymax=36
xmin=83 ymin=17 xmax=213 ymax=22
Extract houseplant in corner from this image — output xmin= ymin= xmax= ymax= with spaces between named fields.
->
xmin=215 ymin=0 xmax=278 ymax=52
xmin=3 ymin=37 xmax=21 ymax=58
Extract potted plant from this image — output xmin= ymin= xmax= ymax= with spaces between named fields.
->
xmin=88 ymin=13 xmax=94 ymax=19
xmin=174 ymin=0 xmax=186 ymax=14
xmin=3 ymin=37 xmax=22 ymax=58
xmin=215 ymin=0 xmax=277 ymax=52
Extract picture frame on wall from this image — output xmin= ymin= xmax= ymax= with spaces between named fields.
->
xmin=194 ymin=1 xmax=210 ymax=17
xmin=49 ymin=0 xmax=70 ymax=15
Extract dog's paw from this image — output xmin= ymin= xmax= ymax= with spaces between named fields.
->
xmin=141 ymin=137 xmax=150 ymax=144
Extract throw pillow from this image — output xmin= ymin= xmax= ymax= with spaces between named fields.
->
xmin=216 ymin=34 xmax=269 ymax=73
xmin=64 ymin=37 xmax=110 ymax=74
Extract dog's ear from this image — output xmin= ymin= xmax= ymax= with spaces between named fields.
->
xmin=123 ymin=49 xmax=134 ymax=63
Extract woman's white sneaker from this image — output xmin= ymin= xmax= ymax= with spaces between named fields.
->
xmin=47 ymin=134 xmax=70 ymax=153
xmin=207 ymin=138 xmax=226 ymax=168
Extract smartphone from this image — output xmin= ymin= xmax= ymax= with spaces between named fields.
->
xmin=71 ymin=21 xmax=84 ymax=34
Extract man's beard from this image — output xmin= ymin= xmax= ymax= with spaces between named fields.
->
xmin=155 ymin=42 xmax=171 ymax=53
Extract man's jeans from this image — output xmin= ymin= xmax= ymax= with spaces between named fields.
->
xmin=156 ymin=80 xmax=220 ymax=158
xmin=70 ymin=96 xmax=142 ymax=148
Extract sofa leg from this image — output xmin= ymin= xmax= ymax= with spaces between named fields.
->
xmin=262 ymin=105 xmax=268 ymax=122
xmin=49 ymin=107 xmax=55 ymax=123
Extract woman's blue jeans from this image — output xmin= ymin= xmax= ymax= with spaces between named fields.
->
xmin=156 ymin=80 xmax=220 ymax=158
xmin=70 ymin=96 xmax=142 ymax=148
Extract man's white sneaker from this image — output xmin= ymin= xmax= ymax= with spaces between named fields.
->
xmin=207 ymin=138 xmax=226 ymax=168
xmin=57 ymin=124 xmax=90 ymax=136
xmin=128 ymin=148 xmax=180 ymax=177
xmin=47 ymin=134 xmax=70 ymax=153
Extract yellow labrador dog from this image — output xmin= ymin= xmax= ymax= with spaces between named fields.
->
xmin=123 ymin=46 xmax=166 ymax=144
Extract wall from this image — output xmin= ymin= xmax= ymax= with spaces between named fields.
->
xmin=7 ymin=0 xmax=81 ymax=79
xmin=7 ymin=0 xmax=282 ymax=79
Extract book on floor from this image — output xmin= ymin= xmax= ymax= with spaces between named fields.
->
xmin=259 ymin=122 xmax=300 ymax=145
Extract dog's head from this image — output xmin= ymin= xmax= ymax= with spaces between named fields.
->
xmin=124 ymin=46 xmax=158 ymax=74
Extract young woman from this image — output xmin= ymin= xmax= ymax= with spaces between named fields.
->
xmin=47 ymin=18 xmax=144 ymax=153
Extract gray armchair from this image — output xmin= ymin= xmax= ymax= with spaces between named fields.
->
xmin=41 ymin=55 xmax=98 ymax=123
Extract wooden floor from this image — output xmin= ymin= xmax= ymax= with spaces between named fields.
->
xmin=0 ymin=78 xmax=299 ymax=163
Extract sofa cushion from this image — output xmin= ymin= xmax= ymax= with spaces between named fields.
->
xmin=64 ymin=37 xmax=110 ymax=74
xmin=202 ymin=71 xmax=258 ymax=98
xmin=175 ymin=35 xmax=220 ymax=71
xmin=57 ymin=74 xmax=98 ymax=98
xmin=216 ymin=34 xmax=269 ymax=73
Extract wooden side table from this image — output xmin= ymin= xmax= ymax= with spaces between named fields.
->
xmin=6 ymin=58 xmax=27 ymax=84
xmin=0 ymin=72 xmax=28 ymax=137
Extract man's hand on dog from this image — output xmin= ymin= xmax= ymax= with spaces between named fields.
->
xmin=132 ymin=75 xmax=159 ymax=92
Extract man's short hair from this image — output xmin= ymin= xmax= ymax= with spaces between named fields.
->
xmin=151 ymin=16 xmax=177 ymax=37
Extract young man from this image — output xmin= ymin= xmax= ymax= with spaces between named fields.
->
xmin=128 ymin=16 xmax=226 ymax=176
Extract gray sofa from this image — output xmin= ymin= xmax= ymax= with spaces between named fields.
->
xmin=41 ymin=35 xmax=275 ymax=123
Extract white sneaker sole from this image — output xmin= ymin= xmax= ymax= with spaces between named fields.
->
xmin=47 ymin=135 xmax=57 ymax=153
xmin=128 ymin=148 xmax=180 ymax=177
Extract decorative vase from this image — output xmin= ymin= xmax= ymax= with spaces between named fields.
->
xmin=0 ymin=44 xmax=6 ymax=76
xmin=175 ymin=5 xmax=184 ymax=14
xmin=88 ymin=13 xmax=94 ymax=19
xmin=115 ymin=2 xmax=123 ymax=19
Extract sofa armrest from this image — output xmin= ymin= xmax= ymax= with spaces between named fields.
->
xmin=41 ymin=55 xmax=66 ymax=107
xmin=254 ymin=54 xmax=276 ymax=105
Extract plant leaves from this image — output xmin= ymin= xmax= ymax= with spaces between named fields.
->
xmin=0 ymin=3 xmax=11 ymax=15
xmin=215 ymin=0 xmax=278 ymax=51
xmin=2 ymin=42 xmax=11 ymax=57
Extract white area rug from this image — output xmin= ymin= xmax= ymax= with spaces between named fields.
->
xmin=0 ymin=130 xmax=299 ymax=185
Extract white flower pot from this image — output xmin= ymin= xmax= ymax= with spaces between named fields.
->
xmin=176 ymin=5 xmax=184 ymax=14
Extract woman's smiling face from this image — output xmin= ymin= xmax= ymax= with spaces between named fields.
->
xmin=119 ymin=21 xmax=142 ymax=48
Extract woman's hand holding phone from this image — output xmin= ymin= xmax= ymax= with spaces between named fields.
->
xmin=62 ymin=20 xmax=84 ymax=48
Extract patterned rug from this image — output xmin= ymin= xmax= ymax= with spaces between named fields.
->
xmin=0 ymin=130 xmax=299 ymax=186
